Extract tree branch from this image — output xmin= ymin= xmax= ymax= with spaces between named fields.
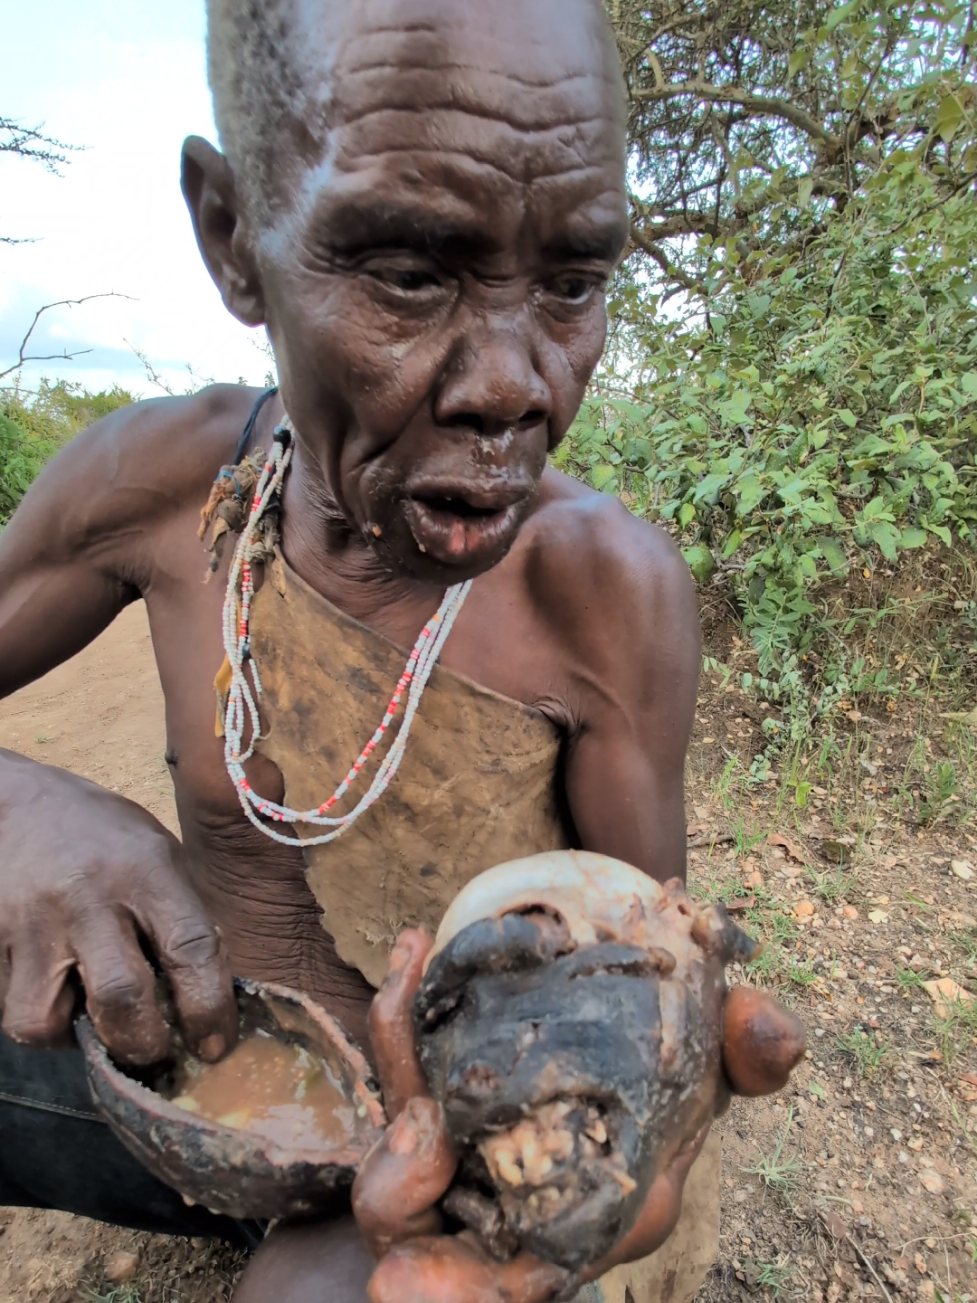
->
xmin=0 ymin=294 xmax=132 ymax=383
xmin=0 ymin=117 xmax=81 ymax=175
xmin=628 ymin=225 xmax=708 ymax=296
xmin=631 ymin=212 xmax=717 ymax=240
xmin=632 ymin=81 xmax=838 ymax=146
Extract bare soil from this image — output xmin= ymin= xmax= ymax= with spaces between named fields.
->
xmin=0 ymin=605 xmax=974 ymax=1302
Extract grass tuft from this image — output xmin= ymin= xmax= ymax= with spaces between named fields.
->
xmin=743 ymin=1106 xmax=807 ymax=1206
xmin=835 ymin=1027 xmax=893 ymax=1078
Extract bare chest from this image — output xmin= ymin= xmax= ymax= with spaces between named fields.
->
xmin=140 ymin=505 xmax=570 ymax=1024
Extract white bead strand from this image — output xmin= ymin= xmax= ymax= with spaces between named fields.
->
xmin=220 ymin=417 xmax=472 ymax=847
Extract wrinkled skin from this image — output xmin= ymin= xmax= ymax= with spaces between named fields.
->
xmin=235 ymin=931 xmax=804 ymax=1303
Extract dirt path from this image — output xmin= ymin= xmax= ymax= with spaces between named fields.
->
xmin=0 ymin=602 xmax=174 ymax=830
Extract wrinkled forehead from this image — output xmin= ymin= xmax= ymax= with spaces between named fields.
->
xmin=274 ymin=0 xmax=627 ymax=246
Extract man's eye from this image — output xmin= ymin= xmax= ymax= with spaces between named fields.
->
xmin=548 ymin=275 xmax=603 ymax=305
xmin=369 ymin=263 xmax=442 ymax=293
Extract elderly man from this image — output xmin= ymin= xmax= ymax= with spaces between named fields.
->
xmin=0 ymin=1 xmax=800 ymax=1300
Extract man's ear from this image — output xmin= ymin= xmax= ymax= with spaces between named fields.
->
xmin=181 ymin=136 xmax=266 ymax=327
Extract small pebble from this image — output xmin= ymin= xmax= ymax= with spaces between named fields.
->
xmin=105 ymin=1252 xmax=139 ymax=1284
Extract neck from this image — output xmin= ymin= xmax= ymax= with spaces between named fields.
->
xmin=278 ymin=436 xmax=446 ymax=640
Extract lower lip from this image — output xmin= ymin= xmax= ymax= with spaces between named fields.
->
xmin=404 ymin=498 xmax=523 ymax=566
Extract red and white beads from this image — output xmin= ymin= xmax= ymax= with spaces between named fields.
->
xmin=221 ymin=417 xmax=472 ymax=847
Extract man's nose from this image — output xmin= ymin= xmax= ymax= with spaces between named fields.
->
xmin=434 ymin=322 xmax=552 ymax=437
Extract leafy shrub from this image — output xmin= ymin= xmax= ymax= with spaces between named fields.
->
xmin=0 ymin=381 xmax=133 ymax=524
xmin=559 ymin=163 xmax=977 ymax=678
xmin=557 ymin=0 xmax=977 ymax=736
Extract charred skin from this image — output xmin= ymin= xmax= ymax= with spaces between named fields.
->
xmin=413 ymin=880 xmax=759 ymax=1272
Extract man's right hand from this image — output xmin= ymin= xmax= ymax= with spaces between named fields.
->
xmin=0 ymin=750 xmax=237 ymax=1065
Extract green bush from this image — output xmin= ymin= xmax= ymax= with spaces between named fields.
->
xmin=558 ymin=161 xmax=977 ymax=681
xmin=0 ymin=381 xmax=133 ymax=524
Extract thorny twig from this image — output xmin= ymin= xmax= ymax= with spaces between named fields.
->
xmin=0 ymin=116 xmax=81 ymax=175
xmin=0 ymin=294 xmax=133 ymax=384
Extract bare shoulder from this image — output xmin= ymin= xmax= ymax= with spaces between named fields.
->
xmin=521 ymin=467 xmax=700 ymax=655
xmin=1 ymin=385 xmax=265 ymax=569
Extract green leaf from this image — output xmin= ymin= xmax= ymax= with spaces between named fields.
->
xmin=936 ymin=93 xmax=964 ymax=144
xmin=899 ymin=526 xmax=928 ymax=548
xmin=859 ymin=496 xmax=894 ymax=524
xmin=961 ymin=372 xmax=977 ymax=398
xmin=718 ymin=389 xmax=753 ymax=425
xmin=826 ymin=0 xmax=859 ymax=31
xmin=799 ymin=553 xmax=819 ymax=579
xmin=798 ymin=177 xmax=814 ymax=208
xmin=590 ymin=463 xmax=617 ymax=492
xmin=817 ymin=537 xmax=849 ymax=576
xmin=868 ymin=520 xmax=900 ymax=561
xmin=693 ymin=472 xmax=731 ymax=504
xmin=927 ymin=523 xmax=952 ymax=547
xmin=735 ymin=472 xmax=767 ymax=515
xmin=788 ymin=48 xmax=811 ymax=78
xmin=678 ymin=501 xmax=696 ymax=529
xmin=836 ymin=408 xmax=858 ymax=428
xmin=682 ymin=543 xmax=717 ymax=584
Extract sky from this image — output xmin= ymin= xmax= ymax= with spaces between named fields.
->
xmin=1 ymin=0 xmax=274 ymax=397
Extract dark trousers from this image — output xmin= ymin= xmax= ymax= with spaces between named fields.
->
xmin=0 ymin=1030 xmax=262 ymax=1249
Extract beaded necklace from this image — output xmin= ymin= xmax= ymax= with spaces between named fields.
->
xmin=221 ymin=416 xmax=473 ymax=847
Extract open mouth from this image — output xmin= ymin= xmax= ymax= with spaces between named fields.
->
xmin=404 ymin=487 xmax=528 ymax=565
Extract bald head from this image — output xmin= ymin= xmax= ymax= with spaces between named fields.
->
xmin=206 ymin=0 xmax=624 ymax=222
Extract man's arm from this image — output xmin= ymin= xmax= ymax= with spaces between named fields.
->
xmin=0 ymin=399 xmax=171 ymax=695
xmin=0 ymin=393 xmax=240 ymax=1062
xmin=544 ymin=498 xmax=701 ymax=881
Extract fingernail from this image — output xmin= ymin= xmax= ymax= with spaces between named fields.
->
xmin=387 ymin=1108 xmax=420 ymax=1157
xmin=385 ymin=936 xmax=412 ymax=980
xmin=198 ymin=1033 xmax=226 ymax=1062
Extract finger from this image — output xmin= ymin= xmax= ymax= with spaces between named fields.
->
xmin=585 ymin=1123 xmax=711 ymax=1280
xmin=1 ymin=936 xmax=76 ymax=1048
xmin=368 ymin=1237 xmax=567 ymax=1303
xmin=497 ymin=1252 xmax=573 ymax=1303
xmin=369 ymin=929 xmax=432 ymax=1117
xmin=75 ymin=911 xmax=172 ymax=1065
xmin=137 ymin=879 xmax=237 ymax=1063
xmin=367 ymin=1237 xmax=500 ymax=1303
xmin=723 ymin=986 xmax=806 ymax=1097
xmin=353 ymin=1096 xmax=457 ymax=1258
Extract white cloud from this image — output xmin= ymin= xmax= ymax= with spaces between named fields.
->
xmin=1 ymin=0 xmax=273 ymax=397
